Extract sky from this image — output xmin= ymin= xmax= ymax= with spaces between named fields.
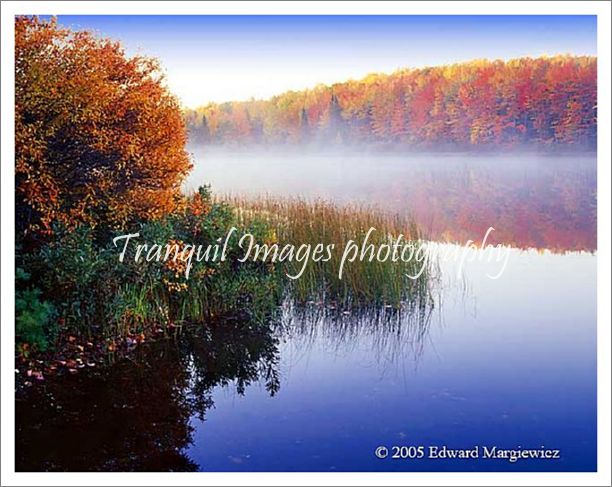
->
xmin=54 ymin=15 xmax=597 ymax=108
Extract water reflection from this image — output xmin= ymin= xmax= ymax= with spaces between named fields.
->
xmin=17 ymin=296 xmax=438 ymax=472
xmin=16 ymin=319 xmax=280 ymax=472
xmin=279 ymin=298 xmax=434 ymax=370
xmin=17 ymin=244 xmax=597 ymax=472
xmin=186 ymin=148 xmax=596 ymax=251
xmin=184 ymin=248 xmax=595 ymax=472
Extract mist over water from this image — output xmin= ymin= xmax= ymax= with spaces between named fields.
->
xmin=185 ymin=145 xmax=597 ymax=251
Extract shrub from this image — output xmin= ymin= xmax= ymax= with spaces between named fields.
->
xmin=15 ymin=16 xmax=191 ymax=246
xmin=15 ymin=268 xmax=57 ymax=353
xmin=21 ymin=187 xmax=284 ymax=345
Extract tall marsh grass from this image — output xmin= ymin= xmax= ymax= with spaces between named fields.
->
xmin=19 ymin=187 xmax=436 ymax=355
xmin=225 ymin=196 xmax=437 ymax=310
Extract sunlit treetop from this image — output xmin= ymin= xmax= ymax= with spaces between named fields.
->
xmin=16 ymin=16 xmax=192 ymax=244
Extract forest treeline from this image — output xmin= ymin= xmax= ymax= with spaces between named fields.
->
xmin=185 ymin=55 xmax=597 ymax=148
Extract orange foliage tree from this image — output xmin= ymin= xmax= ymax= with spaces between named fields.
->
xmin=15 ymin=16 xmax=192 ymax=244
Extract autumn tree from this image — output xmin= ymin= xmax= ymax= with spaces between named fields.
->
xmin=325 ymin=92 xmax=345 ymax=142
xmin=299 ymin=108 xmax=311 ymax=143
xmin=15 ymin=16 xmax=192 ymax=245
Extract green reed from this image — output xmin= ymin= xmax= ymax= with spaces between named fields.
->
xmin=226 ymin=196 xmax=436 ymax=310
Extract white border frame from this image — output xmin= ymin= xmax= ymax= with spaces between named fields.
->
xmin=1 ymin=2 xmax=610 ymax=486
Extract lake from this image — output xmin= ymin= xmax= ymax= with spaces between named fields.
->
xmin=16 ymin=149 xmax=597 ymax=471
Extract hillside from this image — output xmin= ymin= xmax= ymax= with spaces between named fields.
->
xmin=185 ymin=55 xmax=596 ymax=148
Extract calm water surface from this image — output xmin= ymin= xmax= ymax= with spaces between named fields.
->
xmin=185 ymin=248 xmax=596 ymax=471
xmin=17 ymin=150 xmax=597 ymax=471
xmin=185 ymin=147 xmax=596 ymax=251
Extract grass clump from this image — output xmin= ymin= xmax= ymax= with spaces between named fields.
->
xmin=227 ymin=196 xmax=436 ymax=310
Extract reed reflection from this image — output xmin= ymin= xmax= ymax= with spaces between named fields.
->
xmin=277 ymin=294 xmax=435 ymax=372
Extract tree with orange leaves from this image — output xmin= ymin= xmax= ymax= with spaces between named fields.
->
xmin=15 ymin=16 xmax=192 ymax=245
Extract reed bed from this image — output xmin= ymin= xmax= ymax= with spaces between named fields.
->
xmin=224 ymin=195 xmax=436 ymax=310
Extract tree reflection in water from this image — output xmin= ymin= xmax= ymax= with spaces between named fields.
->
xmin=16 ymin=318 xmax=280 ymax=472
xmin=17 ymin=294 xmax=434 ymax=472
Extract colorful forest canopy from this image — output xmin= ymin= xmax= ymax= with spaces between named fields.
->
xmin=185 ymin=56 xmax=596 ymax=148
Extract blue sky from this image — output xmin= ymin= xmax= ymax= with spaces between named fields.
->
xmin=54 ymin=15 xmax=597 ymax=108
